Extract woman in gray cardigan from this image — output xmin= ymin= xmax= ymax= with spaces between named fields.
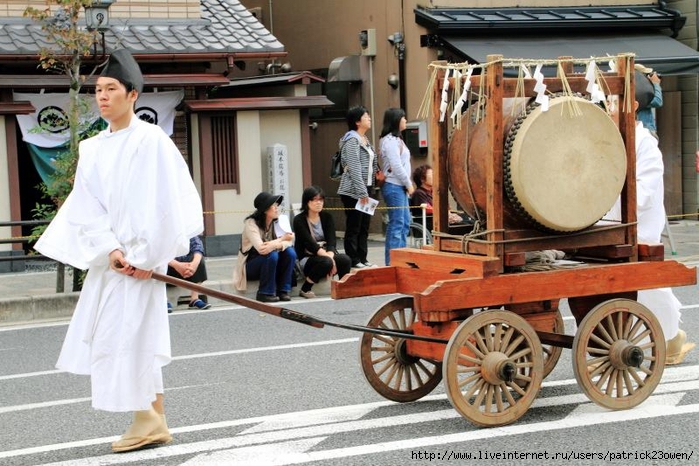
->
xmin=337 ymin=106 xmax=379 ymax=268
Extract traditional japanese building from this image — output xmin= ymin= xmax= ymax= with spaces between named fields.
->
xmin=0 ymin=0 xmax=333 ymax=268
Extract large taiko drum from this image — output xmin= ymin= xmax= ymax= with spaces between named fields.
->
xmin=448 ymin=96 xmax=627 ymax=232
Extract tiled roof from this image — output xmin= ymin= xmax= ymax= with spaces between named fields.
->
xmin=415 ymin=5 xmax=686 ymax=37
xmin=223 ymin=71 xmax=326 ymax=88
xmin=0 ymin=0 xmax=283 ymax=56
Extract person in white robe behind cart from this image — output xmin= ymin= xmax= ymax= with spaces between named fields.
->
xmin=603 ymin=69 xmax=695 ymax=365
xmin=34 ymin=49 xmax=203 ymax=452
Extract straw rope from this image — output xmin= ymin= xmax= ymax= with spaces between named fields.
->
xmin=417 ymin=53 xmax=636 ymax=129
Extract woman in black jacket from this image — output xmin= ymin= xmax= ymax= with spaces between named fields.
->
xmin=293 ymin=186 xmax=352 ymax=298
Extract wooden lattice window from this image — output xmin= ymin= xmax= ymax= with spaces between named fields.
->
xmin=210 ymin=115 xmax=238 ymax=187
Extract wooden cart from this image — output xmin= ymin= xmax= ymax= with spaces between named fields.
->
xmin=331 ymin=54 xmax=697 ymax=427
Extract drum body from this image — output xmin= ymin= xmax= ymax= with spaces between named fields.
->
xmin=448 ymin=96 xmax=627 ymax=232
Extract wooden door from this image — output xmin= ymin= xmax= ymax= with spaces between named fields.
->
xmin=657 ymin=91 xmax=682 ymax=216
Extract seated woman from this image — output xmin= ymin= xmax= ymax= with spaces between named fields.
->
xmin=410 ymin=164 xmax=465 ymax=231
xmin=233 ymin=192 xmax=296 ymax=303
xmin=166 ymin=235 xmax=211 ymax=311
xmin=293 ymin=186 xmax=352 ymax=299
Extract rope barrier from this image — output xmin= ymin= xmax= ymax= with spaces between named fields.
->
xmin=2 ymin=210 xmax=698 ymax=244
xmin=0 ymin=205 xmax=427 ymax=243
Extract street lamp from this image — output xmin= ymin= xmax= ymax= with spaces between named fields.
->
xmin=388 ymin=32 xmax=406 ymax=110
xmin=84 ymin=0 xmax=115 ymax=32
xmin=84 ymin=0 xmax=114 ymax=58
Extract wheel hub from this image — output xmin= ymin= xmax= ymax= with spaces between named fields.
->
xmin=481 ymin=352 xmax=514 ymax=384
xmin=394 ymin=339 xmax=419 ymax=365
xmin=609 ymin=340 xmax=644 ymax=369
xmin=623 ymin=346 xmax=645 ymax=368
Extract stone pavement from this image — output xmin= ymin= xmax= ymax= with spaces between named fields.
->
xmin=1 ymin=222 xmax=699 ymax=326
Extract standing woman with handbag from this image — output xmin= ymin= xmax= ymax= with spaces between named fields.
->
xmin=337 ymin=106 xmax=379 ymax=268
xmin=379 ymin=108 xmax=413 ymax=265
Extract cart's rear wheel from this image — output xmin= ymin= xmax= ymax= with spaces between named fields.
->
xmin=443 ymin=310 xmax=543 ymax=427
xmin=359 ymin=297 xmax=442 ymax=402
xmin=542 ymin=310 xmax=565 ymax=379
xmin=572 ymin=298 xmax=665 ymax=410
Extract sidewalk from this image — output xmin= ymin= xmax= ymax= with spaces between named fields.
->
xmin=1 ymin=222 xmax=698 ymax=326
xmin=0 ymin=236 xmax=387 ymax=325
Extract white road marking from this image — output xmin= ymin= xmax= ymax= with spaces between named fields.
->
xmin=0 ymin=368 xmax=63 ymax=381
xmin=0 ymin=338 xmax=359 ymax=382
xmin=179 ymin=439 xmax=327 ymax=466
xmin=3 ymin=366 xmax=697 ymax=464
xmin=34 ymin=393 xmax=699 ymax=466
xmin=0 ymin=383 xmax=227 ymax=414
xmin=0 ymin=397 xmax=91 ymax=414
xmin=251 ymin=396 xmax=699 ymax=466
xmin=0 ymin=320 xmax=69 ymax=331
xmin=172 ymin=338 xmax=358 ymax=361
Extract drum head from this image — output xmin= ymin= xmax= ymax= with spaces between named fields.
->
xmin=505 ymin=96 xmax=627 ymax=232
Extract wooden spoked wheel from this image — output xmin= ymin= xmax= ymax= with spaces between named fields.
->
xmin=542 ymin=310 xmax=565 ymax=379
xmin=572 ymin=299 xmax=666 ymax=410
xmin=443 ymin=310 xmax=543 ymax=427
xmin=359 ymin=297 xmax=442 ymax=402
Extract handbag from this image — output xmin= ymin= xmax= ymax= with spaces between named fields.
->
xmin=330 ymin=150 xmax=343 ymax=181
xmin=375 ymin=144 xmax=388 ymax=188
xmin=375 ymin=168 xmax=386 ymax=188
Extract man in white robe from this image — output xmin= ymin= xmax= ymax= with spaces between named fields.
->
xmin=604 ymin=71 xmax=695 ymax=365
xmin=35 ymin=49 xmax=203 ymax=452
xmin=633 ymin=120 xmax=694 ymax=365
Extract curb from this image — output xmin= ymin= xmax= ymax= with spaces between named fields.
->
xmin=0 ymin=278 xmax=289 ymax=325
xmin=0 ymin=292 xmax=79 ymax=325
xmin=0 ymin=280 xmax=238 ymax=326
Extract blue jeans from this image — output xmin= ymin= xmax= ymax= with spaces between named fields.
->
xmin=381 ymin=181 xmax=411 ymax=265
xmin=246 ymin=248 xmax=297 ymax=296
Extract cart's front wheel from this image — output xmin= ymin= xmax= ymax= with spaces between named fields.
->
xmin=572 ymin=298 xmax=665 ymax=410
xmin=359 ymin=297 xmax=442 ymax=402
xmin=443 ymin=310 xmax=543 ymax=427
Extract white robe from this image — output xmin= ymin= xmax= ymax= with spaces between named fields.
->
xmin=604 ymin=122 xmax=681 ymax=340
xmin=35 ymin=117 xmax=203 ymax=412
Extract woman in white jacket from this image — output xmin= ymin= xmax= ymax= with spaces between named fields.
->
xmin=379 ymin=108 xmax=414 ymax=265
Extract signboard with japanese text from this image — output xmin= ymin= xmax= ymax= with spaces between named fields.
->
xmin=267 ymin=143 xmax=290 ymax=216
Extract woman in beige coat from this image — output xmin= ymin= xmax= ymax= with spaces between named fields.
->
xmin=233 ymin=192 xmax=296 ymax=302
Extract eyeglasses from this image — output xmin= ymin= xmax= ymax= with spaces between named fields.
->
xmin=310 ymin=197 xmax=325 ymax=202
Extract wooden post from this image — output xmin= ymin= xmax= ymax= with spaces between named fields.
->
xmin=56 ymin=263 xmax=65 ymax=293
xmin=485 ymin=55 xmax=505 ymax=267
xmin=431 ymin=68 xmax=449 ymax=251
xmin=618 ymin=56 xmax=638 ymax=260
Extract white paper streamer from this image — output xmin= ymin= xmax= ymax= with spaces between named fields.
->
xmin=450 ymin=67 xmax=473 ymax=120
xmin=439 ymin=69 xmax=451 ymax=122
xmin=585 ymin=61 xmax=597 ymax=93
xmin=533 ymin=64 xmax=549 ymax=111
xmin=584 ymin=60 xmax=606 ymax=103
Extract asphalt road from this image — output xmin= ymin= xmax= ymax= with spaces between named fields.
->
xmin=1 ymin=281 xmax=699 ymax=465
